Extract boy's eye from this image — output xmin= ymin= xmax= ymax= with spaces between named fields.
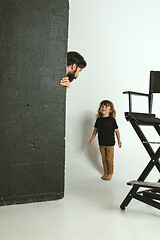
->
xmin=101 ymin=105 xmax=109 ymax=107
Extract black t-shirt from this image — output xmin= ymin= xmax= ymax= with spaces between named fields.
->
xmin=94 ymin=116 xmax=118 ymax=146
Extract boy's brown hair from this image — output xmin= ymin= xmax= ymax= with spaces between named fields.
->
xmin=96 ymin=100 xmax=116 ymax=118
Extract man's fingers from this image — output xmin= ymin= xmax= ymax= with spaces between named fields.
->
xmin=60 ymin=77 xmax=70 ymax=89
xmin=61 ymin=77 xmax=69 ymax=81
xmin=60 ymin=82 xmax=68 ymax=86
xmin=61 ymin=80 xmax=70 ymax=84
xmin=61 ymin=80 xmax=69 ymax=82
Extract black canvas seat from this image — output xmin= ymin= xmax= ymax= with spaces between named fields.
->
xmin=120 ymin=71 xmax=160 ymax=211
xmin=125 ymin=112 xmax=160 ymax=125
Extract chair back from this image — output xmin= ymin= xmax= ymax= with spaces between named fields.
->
xmin=149 ymin=71 xmax=160 ymax=94
xmin=149 ymin=71 xmax=160 ymax=113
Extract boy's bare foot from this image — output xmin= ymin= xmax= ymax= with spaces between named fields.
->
xmin=101 ymin=174 xmax=108 ymax=180
xmin=105 ymin=174 xmax=112 ymax=181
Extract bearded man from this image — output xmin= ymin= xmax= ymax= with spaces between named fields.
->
xmin=60 ymin=51 xmax=87 ymax=90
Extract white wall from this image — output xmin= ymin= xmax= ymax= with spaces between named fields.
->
xmin=66 ymin=0 xmax=160 ymax=185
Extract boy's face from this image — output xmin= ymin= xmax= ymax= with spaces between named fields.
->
xmin=100 ymin=104 xmax=112 ymax=116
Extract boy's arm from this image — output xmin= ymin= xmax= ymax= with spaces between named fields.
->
xmin=115 ymin=128 xmax=122 ymax=148
xmin=89 ymin=128 xmax=98 ymax=145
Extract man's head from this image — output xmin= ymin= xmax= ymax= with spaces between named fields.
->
xmin=66 ymin=51 xmax=87 ymax=82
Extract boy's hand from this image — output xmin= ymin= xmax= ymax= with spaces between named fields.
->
xmin=89 ymin=139 xmax=94 ymax=145
xmin=60 ymin=77 xmax=70 ymax=90
xmin=118 ymin=141 xmax=122 ymax=148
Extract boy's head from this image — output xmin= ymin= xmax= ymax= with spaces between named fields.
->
xmin=98 ymin=100 xmax=116 ymax=118
xmin=66 ymin=51 xmax=87 ymax=82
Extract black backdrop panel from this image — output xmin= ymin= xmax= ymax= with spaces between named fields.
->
xmin=0 ymin=0 xmax=69 ymax=205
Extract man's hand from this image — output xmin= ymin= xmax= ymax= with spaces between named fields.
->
xmin=60 ymin=77 xmax=70 ymax=90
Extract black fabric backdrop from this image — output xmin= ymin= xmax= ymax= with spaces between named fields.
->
xmin=0 ymin=0 xmax=69 ymax=205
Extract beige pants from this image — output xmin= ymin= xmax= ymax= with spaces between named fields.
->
xmin=99 ymin=146 xmax=114 ymax=175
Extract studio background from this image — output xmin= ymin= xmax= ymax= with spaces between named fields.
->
xmin=0 ymin=1 xmax=159 ymax=240
xmin=66 ymin=0 xmax=160 ymax=188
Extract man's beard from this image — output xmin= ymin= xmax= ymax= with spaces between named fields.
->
xmin=66 ymin=71 xmax=77 ymax=82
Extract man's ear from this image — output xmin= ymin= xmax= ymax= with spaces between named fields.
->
xmin=71 ymin=63 xmax=77 ymax=71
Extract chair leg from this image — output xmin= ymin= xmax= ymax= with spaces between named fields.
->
xmin=120 ymin=121 xmax=160 ymax=210
xmin=134 ymin=193 xmax=160 ymax=210
xmin=130 ymin=120 xmax=155 ymax=157
xmin=154 ymin=125 xmax=160 ymax=135
xmin=120 ymin=151 xmax=160 ymax=210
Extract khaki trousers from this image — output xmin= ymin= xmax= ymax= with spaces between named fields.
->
xmin=99 ymin=146 xmax=114 ymax=175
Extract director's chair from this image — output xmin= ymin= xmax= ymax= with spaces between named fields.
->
xmin=120 ymin=71 xmax=160 ymax=211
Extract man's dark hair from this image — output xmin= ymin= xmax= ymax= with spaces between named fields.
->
xmin=67 ymin=51 xmax=87 ymax=69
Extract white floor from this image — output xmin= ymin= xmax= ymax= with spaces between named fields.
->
xmin=0 ymin=162 xmax=159 ymax=240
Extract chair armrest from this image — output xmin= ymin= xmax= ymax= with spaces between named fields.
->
xmin=123 ymin=91 xmax=150 ymax=112
xmin=123 ymin=91 xmax=149 ymax=97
